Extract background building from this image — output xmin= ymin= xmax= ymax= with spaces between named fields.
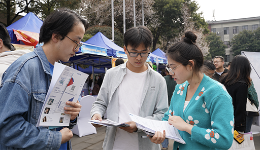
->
xmin=208 ymin=16 xmax=260 ymax=62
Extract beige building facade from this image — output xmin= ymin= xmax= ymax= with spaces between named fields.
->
xmin=208 ymin=17 xmax=260 ymax=62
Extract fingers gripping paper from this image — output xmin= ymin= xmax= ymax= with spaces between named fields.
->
xmin=129 ymin=113 xmax=186 ymax=144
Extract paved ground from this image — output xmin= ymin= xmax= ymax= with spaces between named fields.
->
xmin=71 ymin=127 xmax=260 ymax=150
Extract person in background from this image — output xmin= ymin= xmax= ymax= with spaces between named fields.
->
xmin=221 ymin=55 xmax=251 ymax=141
xmin=213 ymin=56 xmax=228 ymax=81
xmin=161 ymin=68 xmax=177 ymax=149
xmin=150 ymin=31 xmax=234 ymax=150
xmin=201 ymin=60 xmax=216 ymax=79
xmin=0 ymin=23 xmax=30 ymax=83
xmin=115 ymin=58 xmax=125 ymax=66
xmin=246 ymin=80 xmax=259 ymax=132
xmin=92 ymin=75 xmax=100 ymax=95
xmin=90 ymin=26 xmax=168 ymax=150
xmin=226 ymin=62 xmax=231 ymax=70
xmin=0 ymin=8 xmax=86 ymax=150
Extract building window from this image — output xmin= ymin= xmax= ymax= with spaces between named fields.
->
xmin=211 ymin=28 xmax=216 ymax=33
xmin=233 ymin=26 xmax=238 ymax=34
xmin=252 ymin=24 xmax=258 ymax=30
xmin=224 ymin=41 xmax=230 ymax=48
xmin=224 ymin=27 xmax=229 ymax=35
xmin=242 ymin=25 xmax=248 ymax=31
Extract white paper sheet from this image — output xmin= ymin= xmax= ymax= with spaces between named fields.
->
xmin=129 ymin=113 xmax=186 ymax=144
xmin=89 ymin=119 xmax=130 ymax=127
xmin=36 ymin=62 xmax=89 ymax=127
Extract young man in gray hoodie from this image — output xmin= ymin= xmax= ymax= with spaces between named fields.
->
xmin=91 ymin=26 xmax=168 ymax=150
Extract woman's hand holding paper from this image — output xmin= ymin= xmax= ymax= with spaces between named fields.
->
xmin=168 ymin=116 xmax=193 ymax=134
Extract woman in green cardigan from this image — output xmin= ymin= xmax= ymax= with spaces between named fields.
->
xmin=149 ymin=31 xmax=234 ymax=150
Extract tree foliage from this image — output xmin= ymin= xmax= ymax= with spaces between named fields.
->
xmin=80 ymin=0 xmax=154 ymax=34
xmin=84 ymin=26 xmax=124 ymax=47
xmin=231 ymin=28 xmax=260 ymax=56
xmin=0 ymin=0 xmax=37 ymax=26
xmin=31 ymin=0 xmax=81 ymax=19
xmin=170 ymin=2 xmax=209 ymax=55
xmin=149 ymin=0 xmax=209 ymax=51
xmin=0 ymin=0 xmax=81 ymax=26
xmin=206 ymin=32 xmax=226 ymax=58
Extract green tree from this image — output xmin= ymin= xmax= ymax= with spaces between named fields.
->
xmin=32 ymin=0 xmax=81 ymax=19
xmin=0 ymin=0 xmax=37 ymax=26
xmin=231 ymin=29 xmax=260 ymax=56
xmin=0 ymin=0 xmax=81 ymax=26
xmin=206 ymin=32 xmax=226 ymax=58
xmin=149 ymin=0 xmax=209 ymax=50
xmin=81 ymin=0 xmax=154 ymax=34
xmin=85 ymin=26 xmax=124 ymax=47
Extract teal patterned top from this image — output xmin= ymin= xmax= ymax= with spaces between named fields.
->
xmin=248 ymin=80 xmax=259 ymax=108
xmin=163 ymin=74 xmax=234 ymax=150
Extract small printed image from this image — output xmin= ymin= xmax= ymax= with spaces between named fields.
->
xmin=59 ymin=117 xmax=64 ymax=123
xmin=47 ymin=98 xmax=54 ymax=105
xmin=44 ymin=107 xmax=50 ymax=114
xmin=42 ymin=116 xmax=47 ymax=122
xmin=68 ymin=97 xmax=74 ymax=102
xmin=61 ymin=113 xmax=65 ymax=115
xmin=70 ymin=85 xmax=76 ymax=92
xmin=59 ymin=77 xmax=65 ymax=86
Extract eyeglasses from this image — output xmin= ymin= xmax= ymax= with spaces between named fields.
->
xmin=213 ymin=61 xmax=222 ymax=64
xmin=126 ymin=48 xmax=150 ymax=57
xmin=166 ymin=64 xmax=181 ymax=75
xmin=65 ymin=35 xmax=83 ymax=50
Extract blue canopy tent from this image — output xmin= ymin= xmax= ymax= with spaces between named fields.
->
xmin=65 ymin=32 xmax=126 ymax=74
xmin=149 ymin=48 xmax=167 ymax=72
xmin=6 ymin=12 xmax=43 ymax=44
xmin=77 ymin=66 xmax=106 ymax=74
xmin=64 ymin=43 xmax=113 ymax=74
xmin=152 ymin=48 xmax=167 ymax=59
xmin=84 ymin=32 xmax=125 ymax=58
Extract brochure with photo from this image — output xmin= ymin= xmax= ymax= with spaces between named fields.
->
xmin=36 ymin=62 xmax=89 ymax=127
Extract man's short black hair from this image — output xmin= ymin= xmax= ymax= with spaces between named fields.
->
xmin=39 ymin=8 xmax=88 ymax=44
xmin=124 ymin=26 xmax=153 ymax=49
xmin=0 ymin=23 xmax=12 ymax=50
xmin=203 ymin=60 xmax=215 ymax=70
xmin=115 ymin=58 xmax=124 ymax=66
xmin=214 ymin=56 xmax=224 ymax=61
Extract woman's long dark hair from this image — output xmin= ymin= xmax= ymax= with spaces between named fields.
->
xmin=222 ymin=55 xmax=251 ymax=86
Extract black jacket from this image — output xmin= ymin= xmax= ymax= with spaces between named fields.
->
xmin=213 ymin=68 xmax=229 ymax=81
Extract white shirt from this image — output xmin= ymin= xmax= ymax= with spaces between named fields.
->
xmin=216 ymin=71 xmax=224 ymax=76
xmin=0 ymin=50 xmax=31 ymax=83
xmin=113 ymin=68 xmax=147 ymax=150
xmin=183 ymin=101 xmax=190 ymax=112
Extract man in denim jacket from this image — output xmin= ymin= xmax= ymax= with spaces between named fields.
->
xmin=0 ymin=9 xmax=87 ymax=150
xmin=91 ymin=26 xmax=168 ymax=150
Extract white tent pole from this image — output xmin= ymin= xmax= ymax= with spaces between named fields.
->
xmin=111 ymin=0 xmax=114 ymax=41
xmin=133 ymin=0 xmax=136 ymax=27
xmin=123 ymin=0 xmax=126 ymax=33
xmin=142 ymin=0 xmax=144 ymax=26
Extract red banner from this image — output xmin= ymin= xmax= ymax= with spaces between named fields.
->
xmin=13 ymin=29 xmax=39 ymax=47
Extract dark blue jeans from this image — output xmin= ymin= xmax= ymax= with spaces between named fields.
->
xmin=246 ymin=115 xmax=253 ymax=133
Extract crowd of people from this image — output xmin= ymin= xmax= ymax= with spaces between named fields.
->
xmin=0 ymin=8 xmax=258 ymax=150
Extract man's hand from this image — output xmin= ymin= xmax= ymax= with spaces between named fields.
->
xmin=119 ymin=121 xmax=137 ymax=133
xmin=91 ymin=114 xmax=103 ymax=128
xmin=149 ymin=130 xmax=166 ymax=144
xmin=64 ymin=100 xmax=82 ymax=120
xmin=60 ymin=127 xmax=73 ymax=144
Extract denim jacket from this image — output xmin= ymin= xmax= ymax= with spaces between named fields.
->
xmin=0 ymin=47 xmax=62 ymax=150
xmin=90 ymin=63 xmax=169 ymax=150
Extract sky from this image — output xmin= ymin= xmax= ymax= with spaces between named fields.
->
xmin=195 ymin=0 xmax=260 ymax=21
